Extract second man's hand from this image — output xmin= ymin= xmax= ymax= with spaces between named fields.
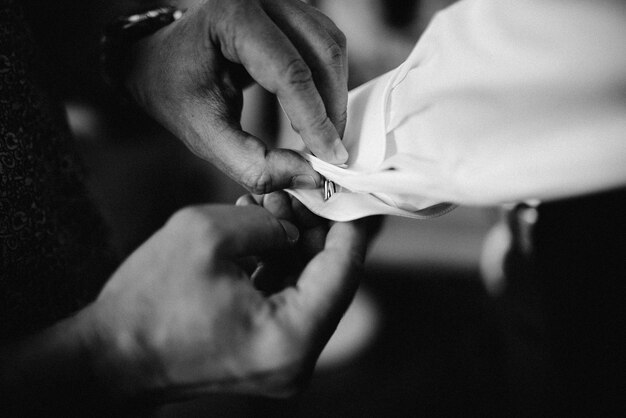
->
xmin=126 ymin=0 xmax=349 ymax=193
xmin=82 ymin=204 xmax=366 ymax=402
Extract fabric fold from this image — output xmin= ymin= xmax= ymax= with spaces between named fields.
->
xmin=285 ymin=0 xmax=626 ymax=221
xmin=286 ymin=68 xmax=457 ymax=221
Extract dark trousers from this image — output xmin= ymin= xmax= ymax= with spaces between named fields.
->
xmin=500 ymin=189 xmax=626 ymax=416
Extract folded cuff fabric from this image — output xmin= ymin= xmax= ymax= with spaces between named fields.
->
xmin=287 ymin=68 xmax=458 ymax=222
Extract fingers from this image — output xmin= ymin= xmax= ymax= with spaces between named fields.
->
xmin=212 ymin=0 xmax=348 ymax=164
xmin=275 ymin=220 xmax=368 ymax=335
xmin=238 ymin=191 xmax=326 ymax=236
xmin=235 ymin=194 xmax=259 ymax=207
xmin=261 ymin=191 xmax=329 ymax=259
xmin=290 ymin=196 xmax=326 ymax=230
xmin=178 ymin=205 xmax=300 ymax=258
xmin=258 ymin=191 xmax=295 ymax=221
xmin=208 ymin=124 xmax=322 ymax=194
xmin=261 ymin=0 xmax=349 ymax=137
xmin=236 ymin=191 xmax=303 ymax=294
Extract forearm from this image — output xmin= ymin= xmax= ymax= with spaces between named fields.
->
xmin=0 ymin=308 xmax=123 ymax=413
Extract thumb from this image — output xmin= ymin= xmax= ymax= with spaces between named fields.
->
xmin=274 ymin=220 xmax=368 ymax=340
xmin=208 ymin=124 xmax=323 ymax=194
xmin=196 ymin=205 xmax=301 ymax=258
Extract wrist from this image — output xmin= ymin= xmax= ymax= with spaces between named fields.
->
xmin=76 ymin=302 xmax=157 ymax=403
xmin=101 ymin=7 xmax=185 ymax=99
xmin=0 ymin=307 xmax=126 ymax=412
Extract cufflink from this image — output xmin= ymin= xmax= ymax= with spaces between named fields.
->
xmin=323 ymin=178 xmax=337 ymax=201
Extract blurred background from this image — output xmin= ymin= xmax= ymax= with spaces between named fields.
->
xmin=26 ymin=0 xmax=513 ymax=415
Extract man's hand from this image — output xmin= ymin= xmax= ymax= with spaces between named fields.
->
xmin=83 ymin=204 xmax=366 ymax=401
xmin=235 ymin=190 xmax=334 ymax=293
xmin=126 ymin=0 xmax=349 ymax=194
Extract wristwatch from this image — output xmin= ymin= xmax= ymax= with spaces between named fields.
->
xmin=100 ymin=7 xmax=185 ymax=94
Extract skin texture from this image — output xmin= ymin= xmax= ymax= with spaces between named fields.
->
xmin=126 ymin=0 xmax=350 ymax=194
xmin=1 ymin=1 xmax=358 ymax=412
xmin=88 ymin=204 xmax=367 ymax=401
xmin=1 ymin=203 xmax=367 ymax=412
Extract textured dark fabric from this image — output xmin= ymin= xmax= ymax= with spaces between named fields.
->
xmin=0 ymin=0 xmax=115 ymax=340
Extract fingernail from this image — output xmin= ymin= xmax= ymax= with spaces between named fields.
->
xmin=333 ymin=140 xmax=349 ymax=163
xmin=279 ymin=220 xmax=300 ymax=244
xmin=291 ymin=175 xmax=318 ymax=189
xmin=235 ymin=195 xmax=255 ymax=206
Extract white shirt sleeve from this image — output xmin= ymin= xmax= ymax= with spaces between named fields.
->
xmin=287 ymin=0 xmax=626 ymax=220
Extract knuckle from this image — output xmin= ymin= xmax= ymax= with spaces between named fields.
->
xmin=337 ymin=107 xmax=348 ymax=124
xmin=242 ymin=167 xmax=274 ymax=194
xmin=317 ymin=13 xmax=347 ymax=49
xmin=331 ymin=27 xmax=347 ymax=51
xmin=216 ymin=24 xmax=239 ymax=61
xmin=282 ymin=58 xmax=314 ymax=91
xmin=212 ymin=0 xmax=251 ymax=61
xmin=168 ymin=206 xmax=204 ymax=230
xmin=197 ymin=217 xmax=225 ymax=246
xmin=307 ymin=111 xmax=333 ymax=135
xmin=322 ymin=41 xmax=345 ymax=66
xmin=168 ymin=206 xmax=222 ymax=245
